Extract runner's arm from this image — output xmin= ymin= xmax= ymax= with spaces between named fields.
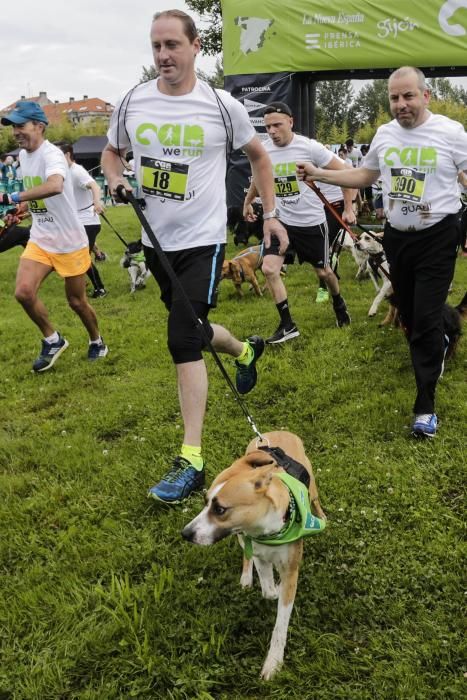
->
xmin=297 ymin=162 xmax=379 ymax=189
xmin=86 ymin=180 xmax=105 ymax=214
xmin=243 ymin=181 xmax=259 ymax=221
xmin=323 ymin=156 xmax=357 ymax=225
xmin=3 ymin=174 xmax=64 ymax=203
xmin=101 ymin=144 xmax=131 ymax=197
xmin=243 ymin=136 xmax=289 ymax=254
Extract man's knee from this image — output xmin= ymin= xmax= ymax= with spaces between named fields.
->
xmin=15 ymin=283 xmax=35 ymax=306
xmin=262 ymin=255 xmax=283 ymax=278
xmin=67 ymin=293 xmax=88 ymax=314
xmin=168 ymin=315 xmax=214 ymax=364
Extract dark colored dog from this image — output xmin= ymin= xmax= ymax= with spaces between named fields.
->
xmin=227 ymin=203 xmax=264 ymax=247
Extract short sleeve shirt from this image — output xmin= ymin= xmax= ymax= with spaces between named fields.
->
xmin=69 ymin=163 xmax=99 ymax=226
xmin=364 ymin=113 xmax=467 ymax=230
xmin=107 ymin=78 xmax=256 ymax=251
xmin=264 ymin=134 xmax=333 ymax=226
xmin=19 ymin=141 xmax=88 ymax=253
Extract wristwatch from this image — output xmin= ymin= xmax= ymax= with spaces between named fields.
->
xmin=263 ymin=208 xmax=279 ymax=220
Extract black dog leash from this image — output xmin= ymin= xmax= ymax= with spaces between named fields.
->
xmin=116 ymin=186 xmax=264 ymax=442
xmin=100 ymin=211 xmax=129 ymax=248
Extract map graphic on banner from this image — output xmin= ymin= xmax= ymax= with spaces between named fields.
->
xmin=222 ymin=1 xmax=467 ymax=76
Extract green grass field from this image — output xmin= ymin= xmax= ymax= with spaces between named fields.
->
xmin=1 ymin=207 xmax=465 ymax=700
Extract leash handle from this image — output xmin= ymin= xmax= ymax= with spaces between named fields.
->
xmin=116 ymin=185 xmax=264 ymax=442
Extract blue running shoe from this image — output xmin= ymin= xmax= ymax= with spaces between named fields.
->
xmin=32 ymin=334 xmax=69 ymax=372
xmin=148 ymin=456 xmax=205 ymax=504
xmin=88 ymin=339 xmax=109 ymax=361
xmin=235 ymin=335 xmax=265 ymax=395
xmin=412 ymin=413 xmax=437 ymax=438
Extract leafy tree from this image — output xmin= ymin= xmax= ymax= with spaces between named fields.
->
xmin=186 ymin=0 xmax=222 ymax=55
xmin=140 ymin=65 xmax=158 ymax=83
xmin=429 ymin=98 xmax=467 ymax=129
xmin=315 ymin=80 xmax=355 ymax=138
xmin=352 ymin=80 xmax=390 ymax=129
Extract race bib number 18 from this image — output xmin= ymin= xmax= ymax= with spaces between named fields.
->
xmin=140 ymin=156 xmax=189 ymax=200
xmin=389 ymin=167 xmax=426 ymax=202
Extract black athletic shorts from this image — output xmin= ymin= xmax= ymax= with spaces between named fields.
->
xmin=264 ymin=221 xmax=329 ymax=268
xmin=143 ymin=243 xmax=225 ymax=309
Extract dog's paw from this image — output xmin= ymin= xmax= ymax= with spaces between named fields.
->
xmin=260 ymin=656 xmax=283 ymax=681
xmin=240 ymin=572 xmax=253 ymax=588
xmin=262 ymin=586 xmax=279 ymax=600
xmin=368 ymin=309 xmax=377 ymax=317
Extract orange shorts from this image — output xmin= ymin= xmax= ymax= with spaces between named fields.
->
xmin=21 ymin=241 xmax=91 ymax=278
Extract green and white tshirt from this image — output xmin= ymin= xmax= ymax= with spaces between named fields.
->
xmin=264 ymin=133 xmax=333 ymax=226
xmin=107 ymin=79 xmax=256 ymax=251
xmin=364 ymin=113 xmax=467 ymax=231
xmin=19 ymin=141 xmax=88 ymax=253
xmin=69 ymin=163 xmax=99 ymax=226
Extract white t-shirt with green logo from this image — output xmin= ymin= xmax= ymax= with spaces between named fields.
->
xmin=364 ymin=113 xmax=467 ymax=231
xmin=20 ymin=141 xmax=88 ymax=253
xmin=107 ymin=79 xmax=256 ymax=251
xmin=264 ymin=133 xmax=333 ymax=226
xmin=69 ymin=163 xmax=100 ymax=226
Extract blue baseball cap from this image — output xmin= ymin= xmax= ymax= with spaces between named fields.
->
xmin=1 ymin=100 xmax=48 ymax=126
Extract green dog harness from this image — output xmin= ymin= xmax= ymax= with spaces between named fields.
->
xmin=243 ymin=471 xmax=326 ymax=560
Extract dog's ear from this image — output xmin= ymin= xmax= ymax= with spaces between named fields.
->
xmin=221 ymin=261 xmax=230 ymax=279
xmin=245 ymin=451 xmax=276 ymax=469
xmin=230 ymin=261 xmax=242 ymax=284
xmin=251 ymin=464 xmax=276 ymax=493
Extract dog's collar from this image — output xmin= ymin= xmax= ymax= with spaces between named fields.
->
xmin=242 ymin=472 xmax=326 ymax=560
xmin=258 ymin=445 xmax=310 ymax=488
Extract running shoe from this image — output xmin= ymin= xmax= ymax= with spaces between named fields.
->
xmin=88 ymin=340 xmax=109 ymax=361
xmin=235 ymin=335 xmax=265 ymax=394
xmin=91 ymin=288 xmax=108 ymax=299
xmin=315 ymin=288 xmax=329 ymax=303
xmin=148 ymin=456 xmax=205 ymax=504
xmin=32 ymin=334 xmax=69 ymax=372
xmin=266 ymin=324 xmax=300 ymax=344
xmin=412 ymin=413 xmax=437 ymax=438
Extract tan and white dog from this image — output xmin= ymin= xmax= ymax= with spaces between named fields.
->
xmin=182 ymin=430 xmax=326 ymax=680
xmin=354 ymin=231 xmax=394 ymax=320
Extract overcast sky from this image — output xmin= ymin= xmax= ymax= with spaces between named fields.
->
xmin=1 ymin=0 xmax=217 ymax=109
xmin=2 ymin=1 xmax=466 ymax=110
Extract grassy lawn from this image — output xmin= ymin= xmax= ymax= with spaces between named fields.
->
xmin=0 ymin=207 xmax=465 ymax=700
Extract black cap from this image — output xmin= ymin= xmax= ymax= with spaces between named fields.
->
xmin=263 ymin=101 xmax=293 ymax=117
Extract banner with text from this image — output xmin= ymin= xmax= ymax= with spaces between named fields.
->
xmin=221 ymin=0 xmax=467 ymax=75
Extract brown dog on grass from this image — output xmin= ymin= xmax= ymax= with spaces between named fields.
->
xmin=182 ymin=430 xmax=326 ymax=680
xmin=221 ymin=243 xmax=264 ymax=297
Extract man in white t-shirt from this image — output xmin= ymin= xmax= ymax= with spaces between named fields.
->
xmin=60 ymin=144 xmax=107 ymax=298
xmin=1 ymin=101 xmax=108 ymax=372
xmin=297 ymin=66 xmax=467 ymax=438
xmin=244 ymin=102 xmax=355 ymax=343
xmin=101 ymin=9 xmax=287 ymax=504
xmin=345 ymin=138 xmax=362 ymax=168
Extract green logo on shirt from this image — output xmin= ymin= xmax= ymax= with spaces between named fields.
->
xmin=23 ymin=175 xmax=47 ymax=213
xmin=383 ymin=147 xmax=437 ymax=173
xmin=136 ymin=122 xmax=204 ymax=157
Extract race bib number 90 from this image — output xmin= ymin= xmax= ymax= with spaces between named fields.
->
xmin=389 ymin=168 xmax=426 ymax=202
xmin=274 ymin=175 xmax=300 ymax=198
xmin=141 ymin=156 xmax=189 ymax=200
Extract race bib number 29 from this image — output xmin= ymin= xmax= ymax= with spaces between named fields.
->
xmin=141 ymin=156 xmax=189 ymax=200
xmin=389 ymin=167 xmax=426 ymax=202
